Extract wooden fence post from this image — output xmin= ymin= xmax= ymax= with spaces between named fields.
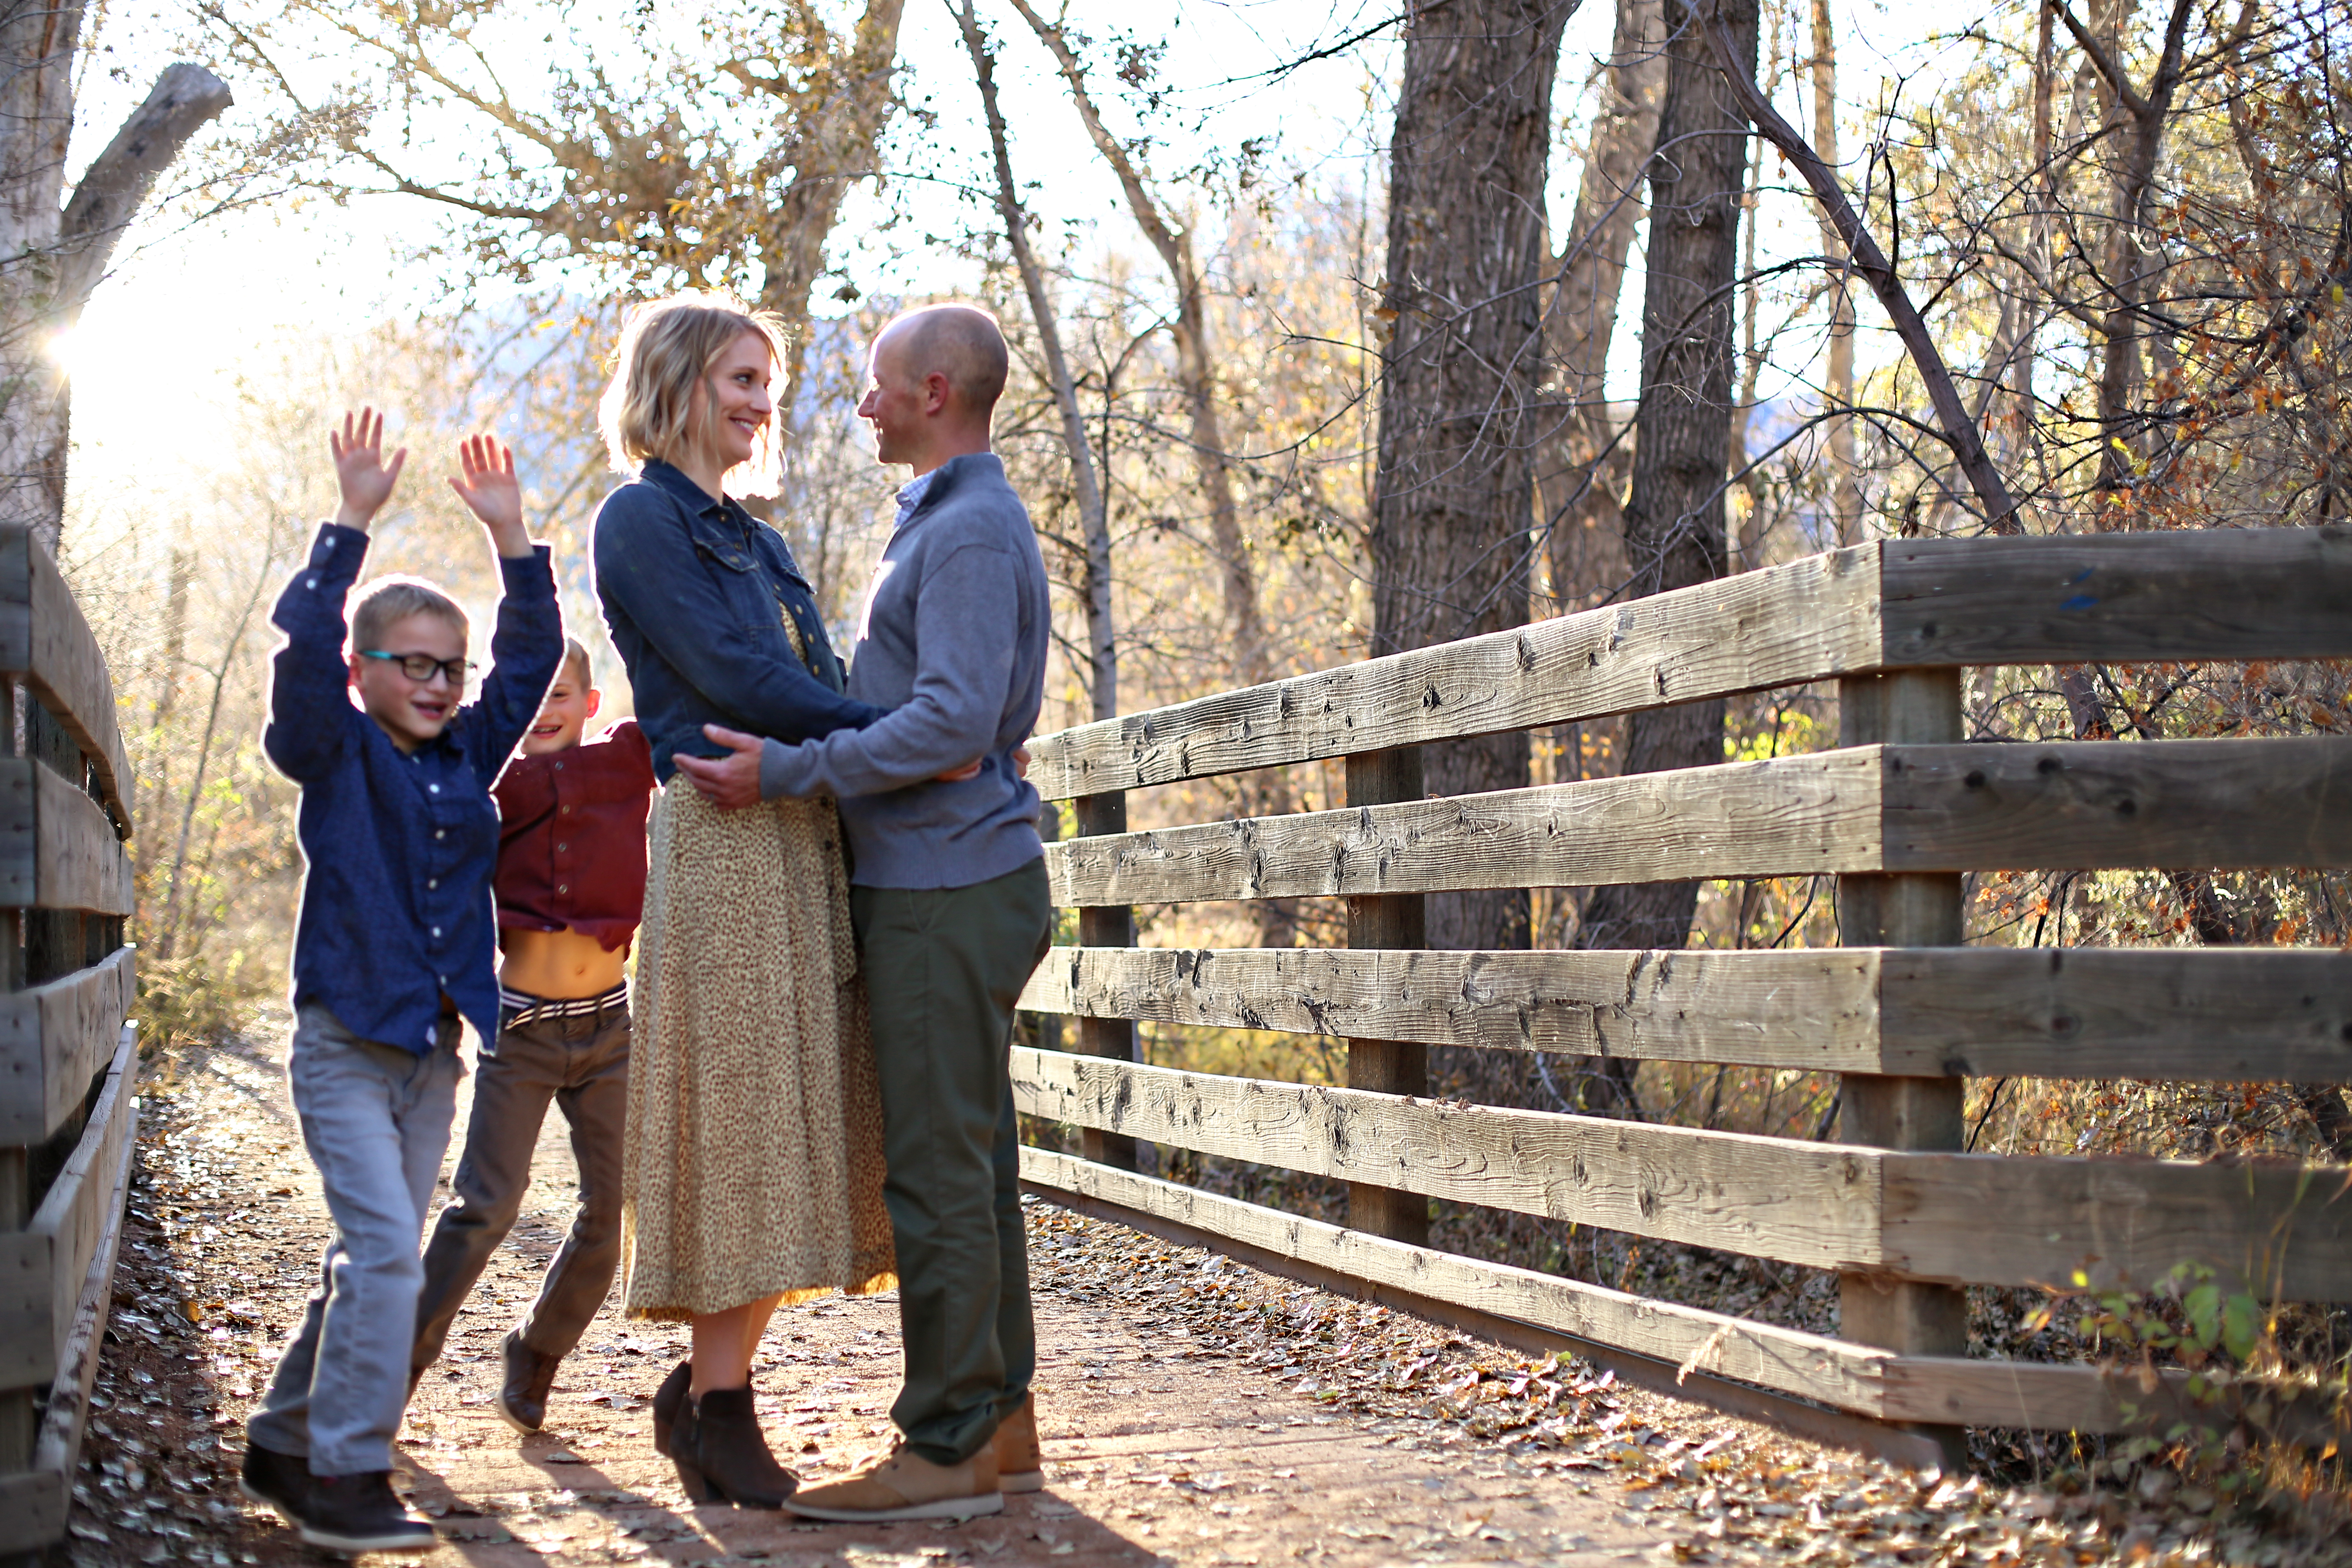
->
xmin=1837 ymin=668 xmax=1968 ymax=1471
xmin=0 ymin=679 xmax=27 ymax=1480
xmin=1075 ymin=791 xmax=1138 ymax=1172
xmin=1344 ymin=748 xmax=1429 ymax=1244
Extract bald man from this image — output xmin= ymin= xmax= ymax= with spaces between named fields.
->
xmin=679 ymin=303 xmax=1052 ymax=1522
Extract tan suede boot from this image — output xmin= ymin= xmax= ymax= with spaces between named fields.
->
xmin=994 ymin=1393 xmax=1043 ymax=1494
xmin=781 ymin=1438 xmax=1004 ymax=1523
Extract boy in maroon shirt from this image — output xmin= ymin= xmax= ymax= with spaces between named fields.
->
xmin=408 ymin=638 xmax=657 ymax=1430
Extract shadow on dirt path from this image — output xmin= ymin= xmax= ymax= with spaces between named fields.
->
xmin=57 ymin=1018 xmax=2343 ymax=1567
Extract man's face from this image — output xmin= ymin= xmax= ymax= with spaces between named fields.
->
xmin=856 ymin=329 xmax=926 ymax=466
xmin=350 ymin=610 xmax=468 ymax=752
xmin=520 ymin=665 xmax=600 ymax=756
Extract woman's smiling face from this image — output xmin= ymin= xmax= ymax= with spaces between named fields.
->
xmin=688 ymin=328 xmax=776 ymax=472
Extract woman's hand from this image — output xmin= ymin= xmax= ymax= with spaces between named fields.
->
xmin=449 ymin=433 xmax=532 ymax=559
xmin=936 ymin=745 xmax=1030 ymax=784
xmin=330 ymin=408 xmax=407 ymax=532
xmin=675 ymin=724 xmax=766 ymax=810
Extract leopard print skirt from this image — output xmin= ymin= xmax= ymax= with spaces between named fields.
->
xmin=620 ymin=781 xmax=896 ymax=1319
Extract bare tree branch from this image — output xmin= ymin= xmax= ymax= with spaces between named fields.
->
xmin=951 ymin=0 xmax=1117 ymax=719
xmin=55 ymin=62 xmax=234 ymax=312
xmin=1701 ymin=0 xmax=2021 ymax=531
xmin=2049 ymin=0 xmax=2149 ymax=120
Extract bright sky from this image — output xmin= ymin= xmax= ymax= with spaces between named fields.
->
xmin=59 ymin=0 xmax=2019 ymax=487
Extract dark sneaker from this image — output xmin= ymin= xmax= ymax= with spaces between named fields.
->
xmin=299 ymin=1470 xmax=436 ymax=1555
xmin=237 ymin=1440 xmax=309 ymax=1526
xmin=499 ymin=1328 xmax=561 ymax=1433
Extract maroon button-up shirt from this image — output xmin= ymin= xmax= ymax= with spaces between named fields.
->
xmin=493 ymin=719 xmax=657 ymax=952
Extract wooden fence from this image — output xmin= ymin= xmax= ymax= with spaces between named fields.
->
xmin=1011 ymin=526 xmax=2352 ymax=1464
xmin=0 ymin=528 xmax=139 ymax=1554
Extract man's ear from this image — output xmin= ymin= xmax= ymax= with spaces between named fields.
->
xmin=923 ymin=370 xmax=952 ymax=416
xmin=347 ymin=655 xmax=364 ymax=690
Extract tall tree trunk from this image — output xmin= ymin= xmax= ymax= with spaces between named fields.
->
xmin=0 ymin=13 xmax=229 ymax=555
xmin=953 ymin=0 xmax=1116 ymax=721
xmin=1726 ymin=11 xmax=1778 ymax=568
xmin=1571 ymin=0 xmax=1759 ymax=1116
xmin=1730 ymin=86 xmax=1766 ymax=569
xmin=0 ymin=0 xmax=89 ymax=558
xmin=1543 ymin=0 xmax=1664 ymax=610
xmin=1809 ymin=0 xmax=1862 ymax=544
xmin=750 ymin=0 xmax=907 ymax=409
xmin=1372 ymin=0 xmax=1574 ymax=957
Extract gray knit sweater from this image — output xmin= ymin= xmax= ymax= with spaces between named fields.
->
xmin=757 ymin=452 xmax=1049 ymax=889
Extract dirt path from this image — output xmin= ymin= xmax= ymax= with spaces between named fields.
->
xmin=63 ymin=1024 xmax=2350 ymax=1567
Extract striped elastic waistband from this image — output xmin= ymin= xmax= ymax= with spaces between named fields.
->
xmin=499 ymin=982 xmax=629 ymax=1030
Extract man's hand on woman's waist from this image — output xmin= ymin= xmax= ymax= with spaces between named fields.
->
xmin=674 ymin=723 xmax=1026 ymax=810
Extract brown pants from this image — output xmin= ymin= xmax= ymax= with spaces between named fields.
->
xmin=410 ymin=993 xmax=630 ymax=1372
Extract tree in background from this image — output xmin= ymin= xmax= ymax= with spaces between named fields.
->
xmin=200 ymin=0 xmax=906 ymax=402
xmin=1 ymin=4 xmax=228 ymax=555
xmin=1566 ymin=0 xmax=1758 ymax=1114
xmin=1541 ymin=0 xmax=1664 ymax=610
xmin=1371 ymin=0 xmax=1575 ymax=956
xmin=951 ymin=0 xmax=1116 ymax=722
xmin=1805 ymin=0 xmax=1862 ymax=545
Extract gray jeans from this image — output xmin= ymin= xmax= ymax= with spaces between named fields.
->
xmin=249 ymin=1004 xmax=463 ymax=1476
xmin=410 ymin=995 xmax=629 ymax=1373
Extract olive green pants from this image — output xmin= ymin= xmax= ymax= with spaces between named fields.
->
xmin=851 ymin=858 xmax=1052 ymax=1466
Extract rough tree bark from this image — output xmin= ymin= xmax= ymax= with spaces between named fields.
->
xmin=1 ymin=21 xmax=231 ymax=555
xmin=1569 ymin=0 xmax=1757 ymax=1115
xmin=1372 ymin=0 xmax=1575 ymax=956
xmin=1541 ymin=0 xmax=1664 ymax=610
xmin=953 ymin=0 xmax=1116 ymax=721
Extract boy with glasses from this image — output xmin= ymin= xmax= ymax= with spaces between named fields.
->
xmin=240 ymin=414 xmax=563 ymax=1555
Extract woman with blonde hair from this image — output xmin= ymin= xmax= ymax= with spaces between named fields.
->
xmin=589 ymin=292 xmax=897 ymax=1506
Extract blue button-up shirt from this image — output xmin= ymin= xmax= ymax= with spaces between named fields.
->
xmin=263 ymin=524 xmax=564 ymax=1055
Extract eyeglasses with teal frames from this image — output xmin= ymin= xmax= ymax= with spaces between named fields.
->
xmin=359 ymin=650 xmax=477 ymax=687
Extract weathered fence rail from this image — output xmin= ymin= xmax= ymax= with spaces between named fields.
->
xmin=0 ymin=528 xmax=138 ymax=1555
xmin=1012 ymin=527 xmax=2352 ymax=1464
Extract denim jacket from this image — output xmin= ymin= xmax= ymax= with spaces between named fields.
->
xmin=591 ymin=460 xmax=882 ymax=782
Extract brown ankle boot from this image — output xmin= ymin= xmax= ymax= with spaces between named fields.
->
xmin=995 ymin=1393 xmax=1042 ymax=1494
xmin=650 ymin=1359 xmax=691 ymax=1457
xmin=498 ymin=1330 xmax=561 ymax=1434
xmin=672 ymin=1386 xmax=797 ymax=1509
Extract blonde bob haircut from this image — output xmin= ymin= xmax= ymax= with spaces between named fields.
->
xmin=598 ymin=292 xmax=792 ymax=494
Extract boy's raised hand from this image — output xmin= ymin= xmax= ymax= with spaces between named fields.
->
xmin=330 ymin=408 xmax=407 ymax=532
xmin=449 ymin=434 xmax=533 ymax=560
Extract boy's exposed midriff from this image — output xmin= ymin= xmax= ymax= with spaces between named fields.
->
xmin=411 ymin=638 xmax=658 ymax=1437
xmin=499 ymin=925 xmax=630 ymax=999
